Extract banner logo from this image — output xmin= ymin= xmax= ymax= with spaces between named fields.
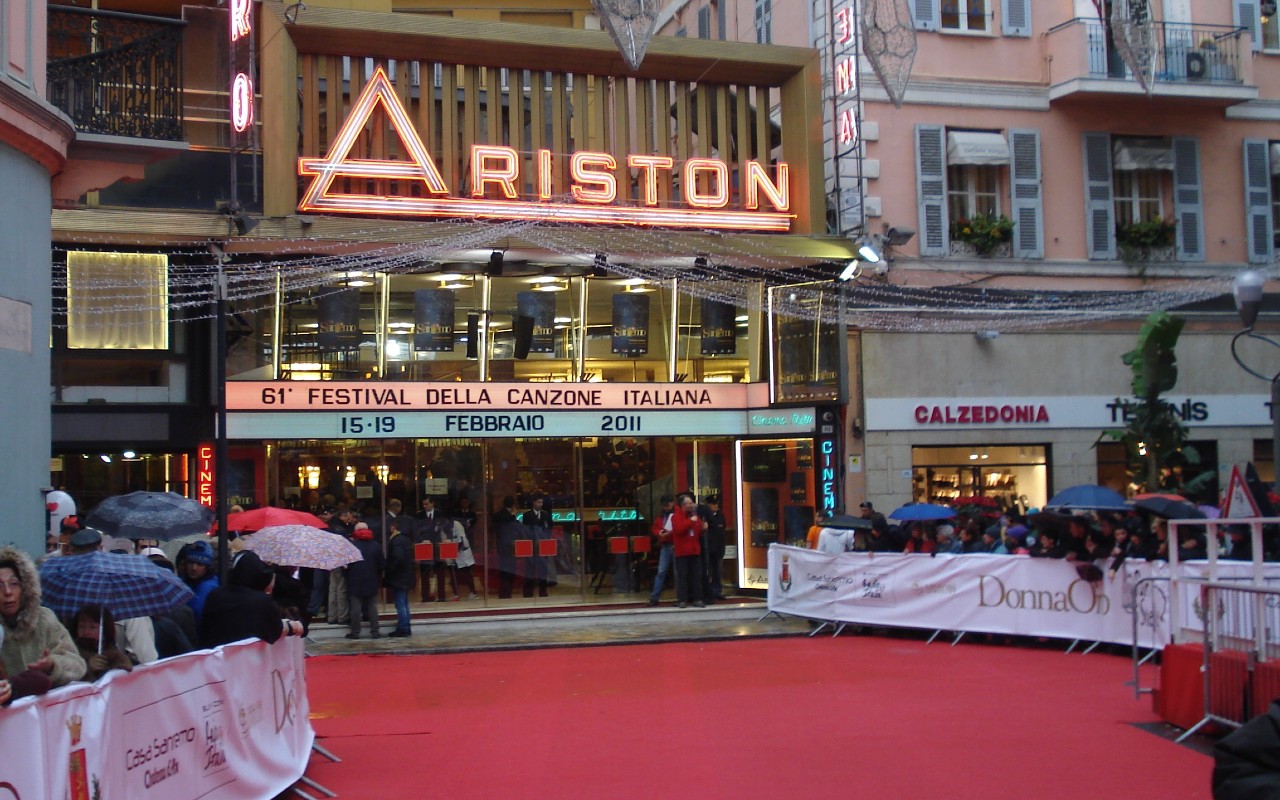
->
xmin=273 ymin=669 xmax=297 ymax=733
xmin=779 ymin=555 xmax=792 ymax=592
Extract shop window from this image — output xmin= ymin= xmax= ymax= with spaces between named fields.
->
xmin=911 ymin=445 xmax=1048 ymax=512
xmin=67 ymin=252 xmax=169 ymax=350
xmin=941 ymin=0 xmax=988 ymax=32
xmin=1252 ymin=439 xmax=1275 ymax=488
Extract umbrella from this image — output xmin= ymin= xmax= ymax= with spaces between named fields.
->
xmin=1045 ymin=484 xmax=1129 ymax=511
xmin=39 ymin=551 xmax=193 ymax=620
xmin=820 ymin=514 xmax=873 ymax=530
xmin=226 ymin=507 xmax=327 ymax=533
xmin=84 ymin=491 xmax=214 ymax=541
xmin=1029 ymin=511 xmax=1071 ymax=538
xmin=242 ymin=525 xmax=363 ymax=570
xmin=888 ymin=504 xmax=957 ymax=521
xmin=1131 ymin=496 xmax=1206 ymax=520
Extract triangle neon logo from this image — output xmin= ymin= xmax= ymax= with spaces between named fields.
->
xmin=298 ymin=67 xmax=448 ymax=212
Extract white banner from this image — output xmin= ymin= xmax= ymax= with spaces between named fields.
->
xmin=766 ymin=545 xmax=1280 ymax=647
xmin=0 ymin=637 xmax=312 ymax=800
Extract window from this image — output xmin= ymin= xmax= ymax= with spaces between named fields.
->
xmin=1113 ymin=170 xmax=1166 ymax=226
xmin=941 ymin=0 xmax=988 ymax=32
xmin=754 ymin=0 xmax=771 ymax=43
xmin=1263 ymin=9 xmax=1279 ymax=49
xmin=698 ymin=6 xmax=711 ymax=39
xmin=947 ymin=165 xmax=1000 ymax=222
xmin=1272 ymin=142 xmax=1280 ymax=246
xmin=67 ymin=252 xmax=169 ymax=350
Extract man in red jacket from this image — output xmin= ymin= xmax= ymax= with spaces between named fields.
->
xmin=671 ymin=493 xmax=706 ymax=608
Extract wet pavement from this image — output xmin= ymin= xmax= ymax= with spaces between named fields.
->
xmin=303 ymin=596 xmax=810 ymax=655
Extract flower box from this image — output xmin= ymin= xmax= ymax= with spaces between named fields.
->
xmin=949 ymin=240 xmax=1012 ymax=258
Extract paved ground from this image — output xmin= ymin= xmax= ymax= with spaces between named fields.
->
xmin=303 ymin=598 xmax=811 ymax=655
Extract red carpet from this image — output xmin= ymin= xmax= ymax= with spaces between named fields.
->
xmin=301 ymin=637 xmax=1211 ymax=799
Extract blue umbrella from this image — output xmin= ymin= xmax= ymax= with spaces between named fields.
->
xmin=1045 ymin=484 xmax=1129 ymax=511
xmin=888 ymin=503 xmax=957 ymax=521
xmin=39 ymin=551 xmax=194 ymax=620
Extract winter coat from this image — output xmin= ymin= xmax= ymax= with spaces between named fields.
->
xmin=671 ymin=509 xmax=704 ymax=557
xmin=494 ymin=509 xmax=524 ymax=573
xmin=1214 ymin=699 xmax=1280 ymax=799
xmin=347 ymin=532 xmax=384 ymax=597
xmin=385 ymin=530 xmax=417 ymax=590
xmin=0 ymin=546 xmax=86 ymax=688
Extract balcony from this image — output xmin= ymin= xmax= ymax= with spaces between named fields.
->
xmin=48 ymin=6 xmax=186 ymax=141
xmin=1044 ymin=19 xmax=1258 ymax=107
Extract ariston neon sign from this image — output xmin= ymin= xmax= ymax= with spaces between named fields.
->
xmin=298 ymin=67 xmax=793 ymax=231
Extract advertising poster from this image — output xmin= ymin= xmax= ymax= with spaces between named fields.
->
xmin=516 ymin=291 xmax=557 ymax=353
xmin=611 ymin=293 xmax=649 ymax=355
xmin=316 ymin=288 xmax=362 ymax=349
xmin=413 ymin=288 xmax=455 ymax=352
xmin=699 ymin=298 xmax=737 ymax=355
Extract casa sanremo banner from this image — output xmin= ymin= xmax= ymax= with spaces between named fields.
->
xmin=766 ymin=545 xmax=1280 ymax=648
xmin=0 ymin=637 xmax=312 ymax=799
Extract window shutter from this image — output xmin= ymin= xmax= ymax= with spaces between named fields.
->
xmin=1009 ymin=129 xmax=1043 ymax=259
xmin=912 ymin=0 xmax=939 ymax=31
xmin=1002 ymin=0 xmax=1031 ymax=37
xmin=1081 ymin=133 xmax=1115 ymax=260
xmin=1243 ymin=139 xmax=1275 ymax=264
xmin=1171 ymin=136 xmax=1204 ymax=262
xmin=915 ymin=124 xmax=947 ymax=256
xmin=1235 ymin=1 xmax=1262 ymax=52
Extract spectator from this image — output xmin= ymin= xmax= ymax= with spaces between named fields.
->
xmin=0 ymin=546 xmax=85 ymax=704
xmin=901 ymin=522 xmax=935 ymax=554
xmin=345 ymin=523 xmax=384 ymax=640
xmin=199 ymin=551 xmax=304 ymax=648
xmin=385 ymin=517 xmax=416 ymax=637
xmin=1225 ymin=524 xmax=1255 ymax=561
xmin=866 ymin=516 xmax=900 ymax=552
xmin=176 ymin=540 xmax=219 ymax=624
xmin=671 ymin=493 xmax=705 ymax=608
xmin=934 ymin=524 xmax=962 ymax=555
xmin=327 ymin=508 xmax=357 ymax=625
xmin=1029 ymin=529 xmax=1065 ymax=558
xmin=493 ymin=496 xmax=523 ymax=599
xmin=816 ymin=524 xmax=855 ymax=555
xmin=1062 ymin=516 xmax=1093 ymax=562
xmin=141 ymin=552 xmax=197 ymax=658
xmin=647 ymin=495 xmax=676 ymax=606
xmin=73 ymin=605 xmax=133 ymax=681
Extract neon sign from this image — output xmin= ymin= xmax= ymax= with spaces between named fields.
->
xmin=297 ymin=68 xmax=793 ymax=231
xmin=197 ymin=443 xmax=215 ymax=508
xmin=833 ymin=4 xmax=858 ymax=146
xmin=229 ymin=0 xmax=254 ymax=134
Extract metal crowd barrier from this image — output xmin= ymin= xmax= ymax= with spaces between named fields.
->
xmin=1176 ymin=581 xmax=1280 ymax=742
xmin=1129 ymin=575 xmax=1170 ymax=699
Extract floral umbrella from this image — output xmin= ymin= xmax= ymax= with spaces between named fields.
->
xmin=242 ymin=525 xmax=363 ymax=570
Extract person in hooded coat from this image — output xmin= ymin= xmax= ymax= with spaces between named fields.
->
xmin=345 ymin=523 xmax=384 ymax=639
xmin=0 ymin=546 xmax=85 ymax=704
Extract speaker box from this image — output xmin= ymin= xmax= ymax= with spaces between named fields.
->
xmin=513 ymin=314 xmax=535 ymax=360
xmin=465 ymin=312 xmax=480 ymax=359
xmin=1186 ymin=51 xmax=1207 ymax=80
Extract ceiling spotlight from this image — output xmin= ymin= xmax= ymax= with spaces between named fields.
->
xmin=122 ymin=450 xmax=137 ymax=459
xmin=100 ymin=454 xmax=113 ymax=463
xmin=837 ymin=260 xmax=860 ymax=282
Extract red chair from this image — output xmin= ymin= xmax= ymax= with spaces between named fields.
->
xmin=438 ymin=542 xmax=460 ymax=560
xmin=538 ymin=539 xmax=558 ymax=557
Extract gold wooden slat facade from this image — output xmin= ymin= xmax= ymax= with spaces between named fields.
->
xmin=262 ymin=0 xmax=826 ymax=234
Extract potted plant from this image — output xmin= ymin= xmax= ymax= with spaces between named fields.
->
xmin=1116 ymin=217 xmax=1176 ymax=249
xmin=949 ymin=213 xmax=1015 ymax=256
xmin=1198 ymin=36 xmax=1218 ymax=52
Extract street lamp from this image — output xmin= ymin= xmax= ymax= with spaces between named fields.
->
xmin=1231 ymin=270 xmax=1280 ymax=492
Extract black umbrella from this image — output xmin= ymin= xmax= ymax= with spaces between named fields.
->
xmin=84 ymin=491 xmax=215 ymax=541
xmin=1029 ymin=511 xmax=1071 ymax=538
xmin=1131 ymin=496 xmax=1206 ymax=520
xmin=821 ymin=514 xmax=873 ymax=530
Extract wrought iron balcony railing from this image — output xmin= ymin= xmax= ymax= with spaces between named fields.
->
xmin=47 ymin=6 xmax=185 ymax=141
xmin=1051 ymin=18 xmax=1246 ymax=85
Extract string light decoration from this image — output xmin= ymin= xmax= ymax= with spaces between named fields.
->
xmin=49 ymin=210 xmax=1254 ymax=334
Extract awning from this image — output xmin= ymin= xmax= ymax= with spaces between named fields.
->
xmin=1271 ymin=142 xmax=1280 ymax=175
xmin=946 ymin=131 xmax=1009 ymax=166
xmin=1112 ymin=138 xmax=1173 ymax=171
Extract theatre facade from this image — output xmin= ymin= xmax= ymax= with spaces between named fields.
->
xmin=49 ymin=3 xmax=858 ymax=598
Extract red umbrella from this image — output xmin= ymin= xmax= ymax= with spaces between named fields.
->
xmin=226 ymin=507 xmax=327 ymax=532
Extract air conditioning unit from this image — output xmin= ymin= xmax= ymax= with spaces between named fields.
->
xmin=1186 ymin=51 xmax=1208 ymax=80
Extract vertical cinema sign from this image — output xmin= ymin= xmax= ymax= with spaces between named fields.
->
xmin=197 ymin=443 xmax=216 ymax=508
xmin=229 ymin=0 xmax=253 ymax=134
xmin=298 ymin=68 xmax=794 ymax=231
xmin=833 ymin=3 xmax=858 ymax=147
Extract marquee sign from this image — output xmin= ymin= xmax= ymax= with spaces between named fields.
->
xmin=297 ymin=68 xmax=794 ymax=231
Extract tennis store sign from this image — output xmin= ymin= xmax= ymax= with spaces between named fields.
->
xmin=865 ymin=395 xmax=1274 ymax=431
xmin=297 ymin=68 xmax=794 ymax=231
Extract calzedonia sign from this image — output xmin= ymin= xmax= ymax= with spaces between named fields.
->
xmin=297 ymin=68 xmax=793 ymax=232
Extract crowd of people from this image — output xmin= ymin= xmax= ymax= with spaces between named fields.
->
xmin=0 ymin=518 xmax=306 ymax=708
xmin=808 ymin=501 xmax=1273 ymax=573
